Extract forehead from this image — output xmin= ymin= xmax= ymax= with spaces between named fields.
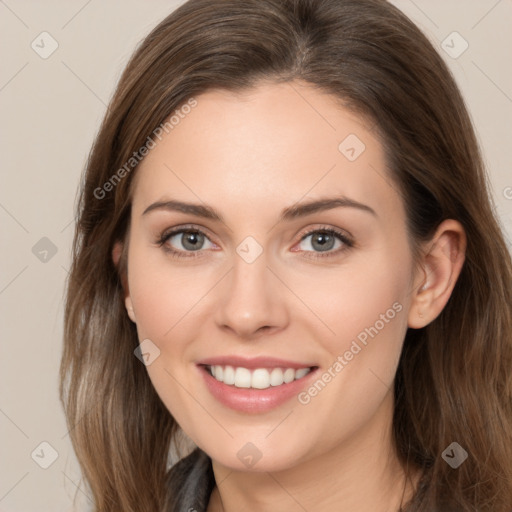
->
xmin=131 ymin=81 xmax=403 ymax=223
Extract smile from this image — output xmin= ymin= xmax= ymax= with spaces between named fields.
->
xmin=207 ymin=365 xmax=312 ymax=389
xmin=196 ymin=356 xmax=319 ymax=414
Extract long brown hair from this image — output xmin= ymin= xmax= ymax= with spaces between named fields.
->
xmin=59 ymin=0 xmax=512 ymax=510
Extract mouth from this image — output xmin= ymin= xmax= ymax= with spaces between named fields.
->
xmin=204 ymin=364 xmax=314 ymax=389
xmin=196 ymin=357 xmax=319 ymax=414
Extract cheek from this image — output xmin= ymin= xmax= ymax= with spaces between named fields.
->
xmin=292 ymin=267 xmax=409 ymax=453
xmin=126 ymin=247 xmax=214 ymax=423
xmin=292 ymin=251 xmax=410 ymax=354
xmin=127 ymin=246 xmax=212 ymax=342
xmin=293 ymin=248 xmax=411 ymax=427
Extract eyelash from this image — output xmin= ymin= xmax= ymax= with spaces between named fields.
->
xmin=156 ymin=224 xmax=354 ymax=261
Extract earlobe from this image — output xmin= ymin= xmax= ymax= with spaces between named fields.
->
xmin=407 ymin=219 xmax=466 ymax=329
xmin=125 ymin=296 xmax=137 ymax=323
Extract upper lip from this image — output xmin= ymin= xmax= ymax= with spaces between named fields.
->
xmin=196 ymin=356 xmax=317 ymax=370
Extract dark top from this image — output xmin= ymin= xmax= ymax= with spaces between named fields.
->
xmin=166 ymin=447 xmax=216 ymax=512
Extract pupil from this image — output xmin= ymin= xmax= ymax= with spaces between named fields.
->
xmin=313 ymin=232 xmax=334 ymax=251
xmin=183 ymin=231 xmax=202 ymax=251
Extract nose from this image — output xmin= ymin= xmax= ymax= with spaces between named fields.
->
xmin=213 ymin=249 xmax=289 ymax=340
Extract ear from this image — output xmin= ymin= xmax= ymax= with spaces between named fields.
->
xmin=408 ymin=219 xmax=466 ymax=329
xmin=112 ymin=241 xmax=137 ymax=324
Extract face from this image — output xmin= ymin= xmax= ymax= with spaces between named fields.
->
xmin=123 ymin=80 xmax=419 ymax=472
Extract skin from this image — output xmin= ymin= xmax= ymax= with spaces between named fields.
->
xmin=117 ymin=80 xmax=466 ymax=511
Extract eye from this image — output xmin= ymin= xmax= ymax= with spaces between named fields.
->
xmin=156 ymin=224 xmax=354 ymax=260
xmin=294 ymin=227 xmax=353 ymax=259
xmin=157 ymin=226 xmax=215 ymax=259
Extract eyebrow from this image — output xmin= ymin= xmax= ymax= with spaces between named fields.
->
xmin=142 ymin=196 xmax=377 ymax=222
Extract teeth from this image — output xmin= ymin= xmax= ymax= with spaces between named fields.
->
xmin=223 ymin=365 xmax=235 ymax=385
xmin=283 ymin=368 xmax=295 ymax=383
xmin=208 ymin=365 xmax=312 ymax=389
xmin=250 ymin=369 xmax=269 ymax=389
xmin=270 ymin=368 xmax=284 ymax=386
xmin=295 ymin=368 xmax=310 ymax=379
xmin=234 ymin=367 xmax=252 ymax=388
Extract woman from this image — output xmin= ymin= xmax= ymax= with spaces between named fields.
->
xmin=59 ymin=0 xmax=512 ymax=510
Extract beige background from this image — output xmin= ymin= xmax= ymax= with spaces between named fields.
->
xmin=1 ymin=1 xmax=511 ymax=511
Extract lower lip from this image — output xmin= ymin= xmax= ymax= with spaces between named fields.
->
xmin=198 ymin=365 xmax=318 ymax=414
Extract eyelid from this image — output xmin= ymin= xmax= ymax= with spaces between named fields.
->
xmin=157 ymin=223 xmax=216 ymax=243
xmin=296 ymin=224 xmax=354 ymax=244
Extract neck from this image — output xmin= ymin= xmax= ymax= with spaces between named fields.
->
xmin=207 ymin=391 xmax=422 ymax=512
